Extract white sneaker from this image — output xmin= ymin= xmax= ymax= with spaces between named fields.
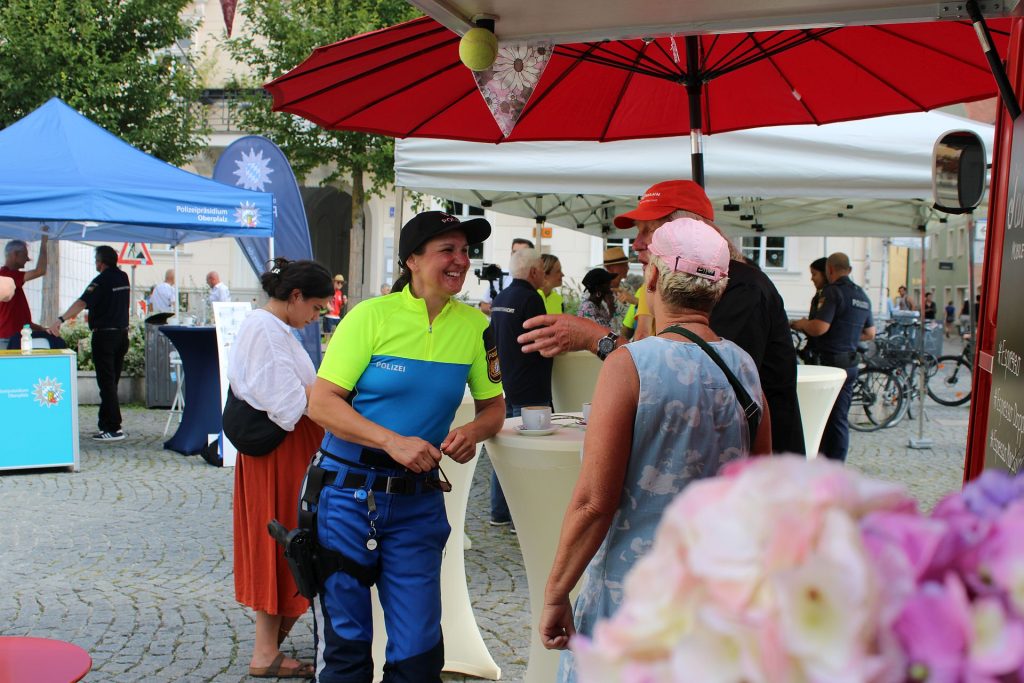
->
xmin=92 ymin=430 xmax=125 ymax=442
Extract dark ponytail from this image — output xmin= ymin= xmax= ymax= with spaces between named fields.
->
xmin=260 ymin=258 xmax=333 ymax=301
xmin=391 ymin=266 xmax=412 ymax=293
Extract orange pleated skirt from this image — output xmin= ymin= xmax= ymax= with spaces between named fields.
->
xmin=234 ymin=415 xmax=323 ymax=618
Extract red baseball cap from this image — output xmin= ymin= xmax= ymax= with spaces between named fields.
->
xmin=614 ymin=180 xmax=714 ymax=229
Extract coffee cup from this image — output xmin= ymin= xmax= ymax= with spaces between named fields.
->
xmin=521 ymin=406 xmax=552 ymax=431
xmin=582 ymin=402 xmax=592 ymax=424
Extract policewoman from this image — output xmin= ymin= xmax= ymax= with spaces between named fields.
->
xmin=791 ymin=252 xmax=875 ymax=462
xmin=307 ymin=211 xmax=505 ymax=682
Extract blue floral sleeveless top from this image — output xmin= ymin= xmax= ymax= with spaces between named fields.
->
xmin=559 ymin=335 xmax=763 ymax=682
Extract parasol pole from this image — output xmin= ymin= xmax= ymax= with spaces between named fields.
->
xmin=685 ymin=36 xmax=705 ymax=188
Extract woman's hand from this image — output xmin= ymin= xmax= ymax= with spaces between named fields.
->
xmin=384 ymin=434 xmax=442 ymax=473
xmin=440 ymin=427 xmax=475 ymax=463
xmin=539 ymin=596 xmax=575 ymax=650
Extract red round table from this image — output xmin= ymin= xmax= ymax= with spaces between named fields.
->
xmin=0 ymin=637 xmax=92 ymax=682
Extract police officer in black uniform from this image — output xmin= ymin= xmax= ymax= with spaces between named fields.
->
xmin=487 ymin=246 xmax=552 ymax=526
xmin=790 ymin=252 xmax=875 ymax=461
xmin=800 ymin=257 xmax=829 ymax=364
xmin=51 ymin=245 xmax=131 ymax=441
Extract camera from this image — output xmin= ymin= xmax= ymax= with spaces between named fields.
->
xmin=474 ymin=263 xmax=506 ymax=300
xmin=474 ymin=263 xmax=504 ymax=282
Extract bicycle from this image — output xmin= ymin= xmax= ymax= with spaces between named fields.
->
xmin=848 ymin=329 xmax=937 ymax=432
xmin=849 ymin=365 xmax=905 ymax=432
xmin=927 ymin=336 xmax=974 ymax=406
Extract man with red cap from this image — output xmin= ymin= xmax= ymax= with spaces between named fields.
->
xmin=519 ymin=179 xmax=804 ymax=454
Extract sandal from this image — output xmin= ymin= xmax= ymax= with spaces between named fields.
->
xmin=249 ymin=653 xmax=315 ymax=679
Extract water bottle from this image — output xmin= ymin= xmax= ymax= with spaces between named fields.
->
xmin=20 ymin=324 xmax=32 ymax=354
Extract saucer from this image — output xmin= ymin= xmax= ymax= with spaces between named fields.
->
xmin=515 ymin=425 xmax=563 ymax=436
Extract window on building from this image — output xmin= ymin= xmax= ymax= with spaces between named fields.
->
xmin=605 ymin=236 xmax=635 ymax=258
xmin=740 ymin=236 xmax=786 ymax=269
xmin=946 ymin=227 xmax=955 ymax=258
xmin=444 ymin=201 xmax=485 ymax=217
xmin=958 ymin=227 xmax=967 ymax=256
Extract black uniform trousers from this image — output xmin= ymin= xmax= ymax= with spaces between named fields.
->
xmin=92 ymin=328 xmax=129 ymax=433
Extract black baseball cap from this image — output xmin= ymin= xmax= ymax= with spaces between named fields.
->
xmin=398 ymin=211 xmax=491 ymax=265
xmin=582 ymin=268 xmax=616 ymax=292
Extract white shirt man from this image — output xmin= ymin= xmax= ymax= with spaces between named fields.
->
xmin=151 ymin=269 xmax=176 ymax=313
xmin=207 ymin=271 xmax=231 ymax=303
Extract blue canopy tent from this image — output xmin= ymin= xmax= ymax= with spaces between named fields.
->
xmin=0 ymin=98 xmax=275 ymax=243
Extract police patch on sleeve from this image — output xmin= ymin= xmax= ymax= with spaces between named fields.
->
xmin=483 ymin=328 xmax=501 ymax=383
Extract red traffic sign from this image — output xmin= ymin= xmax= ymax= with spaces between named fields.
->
xmin=118 ymin=242 xmax=154 ymax=267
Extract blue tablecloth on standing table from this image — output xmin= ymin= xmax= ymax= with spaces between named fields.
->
xmin=160 ymin=326 xmax=221 ymax=456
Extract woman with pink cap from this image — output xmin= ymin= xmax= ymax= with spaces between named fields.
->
xmin=540 ymin=218 xmax=772 ymax=681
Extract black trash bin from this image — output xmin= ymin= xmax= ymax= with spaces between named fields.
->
xmin=145 ymin=313 xmax=176 ymax=408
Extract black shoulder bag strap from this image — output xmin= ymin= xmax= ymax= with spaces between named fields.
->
xmin=660 ymin=325 xmax=762 ymax=443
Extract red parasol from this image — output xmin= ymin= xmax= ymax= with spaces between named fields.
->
xmin=266 ymin=16 xmax=1010 ymax=183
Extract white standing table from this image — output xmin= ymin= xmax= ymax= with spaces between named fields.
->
xmin=795 ymin=365 xmax=848 ymax=458
xmin=369 ymin=392 xmax=500 ymax=681
xmin=484 ymin=416 xmax=587 ymax=683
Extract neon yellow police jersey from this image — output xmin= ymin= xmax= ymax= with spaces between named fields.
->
xmin=538 ymin=288 xmax=563 ymax=315
xmin=318 ymin=286 xmax=503 ymax=458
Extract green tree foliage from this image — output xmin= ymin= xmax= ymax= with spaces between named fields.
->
xmin=0 ymin=0 xmax=208 ymax=165
xmin=225 ymin=0 xmax=420 ymax=192
xmin=226 ymin=0 xmax=421 ymax=297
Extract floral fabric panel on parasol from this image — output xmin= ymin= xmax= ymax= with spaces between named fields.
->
xmin=473 ymin=42 xmax=552 ymax=137
xmin=572 ymin=457 xmax=1024 ymax=683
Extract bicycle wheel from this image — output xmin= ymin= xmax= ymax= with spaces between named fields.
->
xmin=927 ymin=355 xmax=972 ymax=406
xmin=850 ymin=368 xmax=905 ymax=432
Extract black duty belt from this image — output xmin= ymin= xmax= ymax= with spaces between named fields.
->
xmin=818 ymin=351 xmax=858 ymax=369
xmin=321 ymin=468 xmax=439 ymax=495
xmin=322 ymin=446 xmax=402 ymax=470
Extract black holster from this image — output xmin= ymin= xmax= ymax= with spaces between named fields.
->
xmin=267 ymin=455 xmax=382 ymax=599
xmin=268 ymin=520 xmax=381 ymax=599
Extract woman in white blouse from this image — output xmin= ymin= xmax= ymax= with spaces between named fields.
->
xmin=228 ymin=258 xmax=332 ymax=679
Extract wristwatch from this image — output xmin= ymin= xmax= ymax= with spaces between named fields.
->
xmin=57 ymin=315 xmax=65 ymax=323
xmin=596 ymin=331 xmax=620 ymax=360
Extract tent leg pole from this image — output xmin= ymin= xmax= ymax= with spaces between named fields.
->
xmin=909 ymin=231 xmax=933 ymax=449
xmin=967 ymin=213 xmax=977 ymax=342
xmin=393 ymin=186 xmax=405 ymax=283
xmin=173 ymin=246 xmax=179 ymax=319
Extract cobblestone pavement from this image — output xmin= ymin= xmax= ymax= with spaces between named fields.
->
xmin=1 ymin=385 xmax=971 ymax=681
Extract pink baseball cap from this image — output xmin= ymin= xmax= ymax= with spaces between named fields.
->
xmin=646 ymin=218 xmax=730 ymax=282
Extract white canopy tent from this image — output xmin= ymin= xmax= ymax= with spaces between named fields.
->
xmin=394 ymin=111 xmax=994 ymax=239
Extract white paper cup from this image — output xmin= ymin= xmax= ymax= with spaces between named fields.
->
xmin=582 ymin=402 xmax=592 ymax=423
xmin=521 ymin=406 xmax=552 ymax=430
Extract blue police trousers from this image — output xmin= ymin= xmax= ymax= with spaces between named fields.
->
xmin=313 ymin=464 xmax=451 ymax=683
xmin=820 ymin=365 xmax=858 ymax=462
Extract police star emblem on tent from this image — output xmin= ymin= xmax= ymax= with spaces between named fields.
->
xmin=234 ymin=201 xmax=261 ymax=228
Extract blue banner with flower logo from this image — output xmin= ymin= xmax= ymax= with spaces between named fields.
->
xmin=213 ymin=136 xmax=320 ymax=368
